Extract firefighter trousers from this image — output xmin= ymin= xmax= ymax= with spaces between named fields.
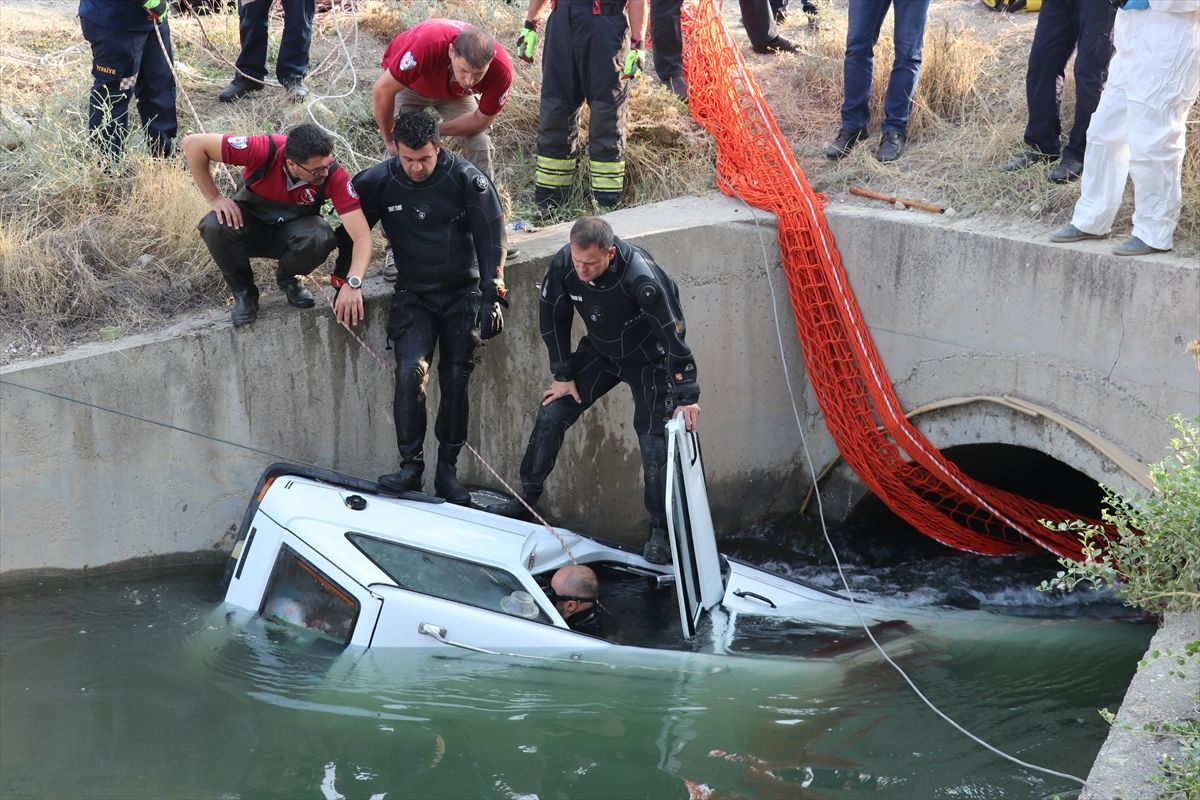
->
xmin=534 ymin=0 xmax=630 ymax=210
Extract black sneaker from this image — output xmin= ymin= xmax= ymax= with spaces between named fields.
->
xmin=824 ymin=128 xmax=866 ymax=160
xmin=218 ymin=79 xmax=262 ymax=103
xmin=752 ymin=36 xmax=797 ymax=54
xmin=668 ymin=74 xmax=688 ymax=102
xmin=491 ymin=495 xmax=539 ymax=521
xmin=1048 ymin=157 xmax=1083 ymax=184
xmin=1001 ymin=150 xmax=1054 ymax=173
xmin=381 ymin=247 xmax=397 ymax=282
xmin=282 ymin=79 xmax=310 ymax=103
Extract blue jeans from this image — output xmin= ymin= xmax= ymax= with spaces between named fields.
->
xmin=840 ymin=0 xmax=931 ymax=135
xmin=235 ymin=0 xmax=314 ymax=84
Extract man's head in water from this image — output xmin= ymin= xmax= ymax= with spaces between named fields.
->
xmin=548 ymin=564 xmax=599 ymax=619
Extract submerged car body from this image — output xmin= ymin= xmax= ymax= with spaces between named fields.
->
xmin=221 ymin=420 xmax=906 ymax=655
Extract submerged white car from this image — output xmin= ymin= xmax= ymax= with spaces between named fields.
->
xmin=221 ymin=420 xmax=908 ymax=655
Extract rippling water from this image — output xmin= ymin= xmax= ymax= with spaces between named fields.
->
xmin=0 ymin=548 xmax=1153 ymax=800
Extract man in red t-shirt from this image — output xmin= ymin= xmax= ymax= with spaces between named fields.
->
xmin=372 ymin=20 xmax=512 ymax=181
xmin=181 ymin=123 xmax=373 ymax=327
xmin=373 ymin=20 xmax=516 ymax=272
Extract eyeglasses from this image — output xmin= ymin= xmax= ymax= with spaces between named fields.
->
xmin=292 ymin=158 xmax=336 ymax=178
xmin=545 ymin=586 xmax=597 ymax=605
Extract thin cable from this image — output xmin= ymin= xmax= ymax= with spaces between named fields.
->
xmin=300 ymin=0 xmax=380 ymax=173
xmin=0 ymin=377 xmax=327 ymax=472
xmin=314 ymin=284 xmax=572 ymax=556
xmin=153 ymin=14 xmax=238 ymax=186
xmin=722 ymin=176 xmax=1091 ymax=790
xmin=462 ymin=441 xmax=577 ymax=564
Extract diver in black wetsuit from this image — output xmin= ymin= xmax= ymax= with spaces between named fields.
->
xmin=493 ymin=217 xmax=700 ymax=564
xmin=334 ymin=111 xmax=507 ymax=504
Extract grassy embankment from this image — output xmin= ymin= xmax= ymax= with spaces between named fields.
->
xmin=0 ymin=0 xmax=1195 ymax=362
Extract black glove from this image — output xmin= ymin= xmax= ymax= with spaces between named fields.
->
xmin=476 ymin=295 xmax=508 ymax=341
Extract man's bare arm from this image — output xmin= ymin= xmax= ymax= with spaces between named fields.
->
xmin=181 ymin=133 xmax=243 ymax=228
xmin=372 ymin=71 xmax=405 ymax=156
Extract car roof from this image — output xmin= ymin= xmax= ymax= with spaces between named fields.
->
xmin=258 ymin=474 xmax=584 ymax=581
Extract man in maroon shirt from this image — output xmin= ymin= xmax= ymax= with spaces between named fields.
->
xmin=181 ymin=123 xmax=373 ymax=327
xmin=372 ymin=20 xmax=512 ymax=179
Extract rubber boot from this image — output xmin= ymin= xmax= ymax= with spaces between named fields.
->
xmin=643 ymin=526 xmax=672 ymax=565
xmin=277 ymin=275 xmax=315 ymax=308
xmin=491 ymin=488 xmax=542 ymax=521
xmin=231 ymin=288 xmax=259 ymax=326
xmin=433 ymin=444 xmax=472 ymax=506
xmin=378 ymin=458 xmax=423 ymax=494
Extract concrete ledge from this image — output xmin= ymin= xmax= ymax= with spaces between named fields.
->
xmin=1082 ymin=612 xmax=1200 ymax=800
xmin=2 ymin=193 xmax=1196 ymax=580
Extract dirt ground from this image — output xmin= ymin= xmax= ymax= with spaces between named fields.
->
xmin=0 ymin=0 xmax=1193 ymax=363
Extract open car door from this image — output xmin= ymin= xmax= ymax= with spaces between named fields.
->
xmin=664 ymin=417 xmax=725 ymax=639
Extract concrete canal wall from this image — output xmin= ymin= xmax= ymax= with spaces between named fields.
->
xmin=1 ymin=193 xmax=1196 ymax=581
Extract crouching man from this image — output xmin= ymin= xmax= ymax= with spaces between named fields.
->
xmin=182 ymin=123 xmax=373 ymax=326
xmin=493 ymin=217 xmax=700 ymax=565
xmin=334 ymin=111 xmax=507 ymax=504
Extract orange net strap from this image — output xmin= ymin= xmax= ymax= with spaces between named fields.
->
xmin=681 ymin=0 xmax=1086 ymax=559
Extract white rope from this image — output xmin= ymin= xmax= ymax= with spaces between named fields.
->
xmin=719 ymin=172 xmax=1092 ymax=791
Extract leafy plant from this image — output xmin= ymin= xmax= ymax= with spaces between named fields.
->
xmin=1040 ymin=415 xmax=1199 ymax=614
xmin=1041 ymin=415 xmax=1199 ymax=800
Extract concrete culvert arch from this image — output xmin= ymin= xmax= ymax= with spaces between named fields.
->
xmin=814 ymin=395 xmax=1150 ymax=528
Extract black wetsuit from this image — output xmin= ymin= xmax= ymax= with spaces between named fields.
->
xmin=517 ymin=236 xmax=699 ymax=531
xmin=336 ymin=149 xmax=504 ymax=466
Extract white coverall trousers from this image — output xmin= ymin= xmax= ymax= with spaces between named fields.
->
xmin=1070 ymin=1 xmax=1200 ymax=251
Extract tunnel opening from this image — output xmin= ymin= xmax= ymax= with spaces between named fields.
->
xmin=723 ymin=444 xmax=1131 ymax=616
xmin=828 ymin=443 xmax=1106 ymax=562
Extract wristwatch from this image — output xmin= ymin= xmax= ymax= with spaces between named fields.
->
xmin=347 ymin=275 xmax=362 ymax=289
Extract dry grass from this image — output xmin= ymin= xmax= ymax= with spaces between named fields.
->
xmin=762 ymin=2 xmax=1199 ymax=243
xmin=0 ymin=0 xmax=1196 ymax=362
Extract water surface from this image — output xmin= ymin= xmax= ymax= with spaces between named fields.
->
xmin=0 ymin=559 xmax=1152 ymax=799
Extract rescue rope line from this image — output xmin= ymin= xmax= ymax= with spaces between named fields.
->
xmin=727 ymin=179 xmax=1092 ymax=791
xmin=0 ymin=377 xmax=325 ymax=471
xmin=681 ymin=0 xmax=1093 ymax=560
xmin=316 ymin=286 xmax=575 ymax=560
xmin=174 ymin=2 xmax=379 ymax=172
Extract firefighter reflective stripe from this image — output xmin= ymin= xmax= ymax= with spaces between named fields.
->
xmin=589 ymin=159 xmax=625 ymax=193
xmin=535 ymin=154 xmax=576 ymax=189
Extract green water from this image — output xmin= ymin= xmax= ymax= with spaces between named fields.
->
xmin=0 ymin=568 xmax=1153 ymax=800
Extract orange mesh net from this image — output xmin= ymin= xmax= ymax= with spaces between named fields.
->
xmin=681 ymin=0 xmax=1086 ymax=558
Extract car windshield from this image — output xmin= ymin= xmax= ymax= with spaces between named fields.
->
xmin=347 ymin=532 xmax=549 ymax=622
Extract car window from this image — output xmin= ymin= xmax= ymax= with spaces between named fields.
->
xmin=260 ymin=546 xmax=359 ymax=646
xmin=347 ymin=533 xmax=550 ymax=623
